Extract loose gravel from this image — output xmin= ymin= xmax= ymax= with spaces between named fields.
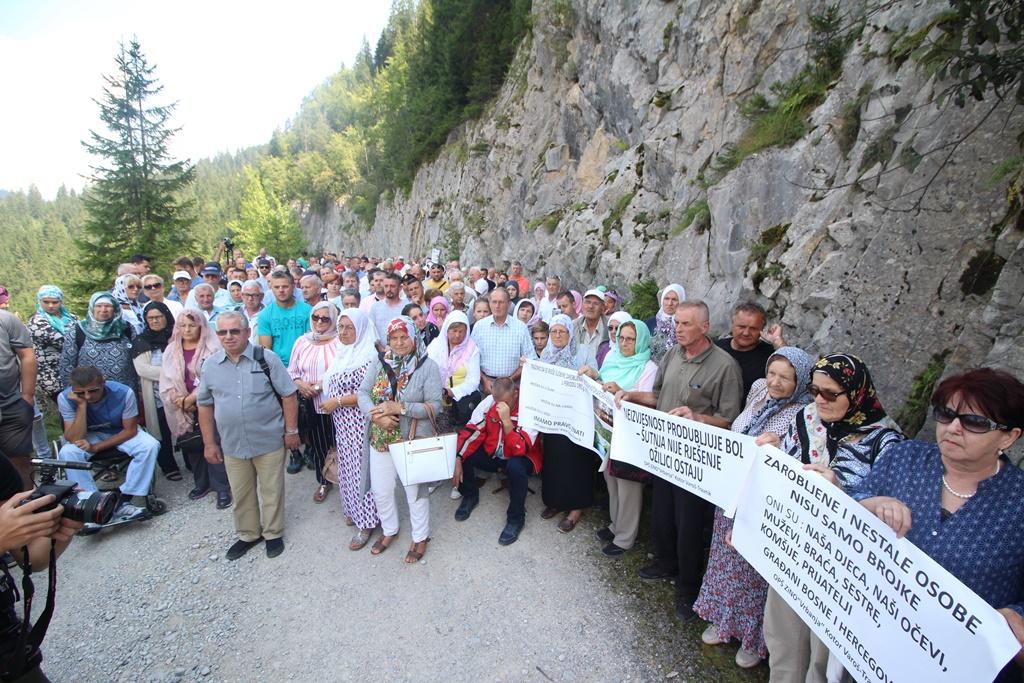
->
xmin=38 ymin=468 xmax=768 ymax=682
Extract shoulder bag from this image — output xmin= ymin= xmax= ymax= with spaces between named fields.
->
xmin=388 ymin=403 xmax=457 ymax=487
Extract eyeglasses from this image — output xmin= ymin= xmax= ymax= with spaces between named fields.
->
xmin=933 ymin=405 xmax=1008 ymax=434
xmin=72 ymin=387 xmax=103 ymax=397
xmin=311 ymin=315 xmax=332 ymax=323
xmin=242 ymin=292 xmax=261 ymax=297
xmin=143 ymin=283 xmax=162 ymax=290
xmin=807 ymin=384 xmax=845 ymax=402
xmin=619 ymin=335 xmax=637 ymax=343
xmin=215 ymin=329 xmax=244 ymax=337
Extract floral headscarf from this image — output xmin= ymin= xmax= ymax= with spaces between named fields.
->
xmin=654 ymin=283 xmax=686 ymax=353
xmin=813 ymin=353 xmax=890 ymax=447
xmin=369 ymin=316 xmax=426 ymax=451
xmin=80 ymin=292 xmax=128 ymax=342
xmin=35 ymin=285 xmax=74 ymax=335
xmin=112 ymin=275 xmax=143 ymax=318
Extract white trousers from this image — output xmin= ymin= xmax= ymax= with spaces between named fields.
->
xmin=368 ymin=445 xmax=430 ymax=542
xmin=58 ymin=430 xmax=159 ymax=496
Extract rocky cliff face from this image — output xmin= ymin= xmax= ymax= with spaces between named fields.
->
xmin=303 ymin=0 xmax=1024 ymax=438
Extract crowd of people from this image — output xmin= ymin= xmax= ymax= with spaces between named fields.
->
xmin=0 ymin=246 xmax=1021 ymax=682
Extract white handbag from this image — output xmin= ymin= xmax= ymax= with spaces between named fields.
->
xmin=388 ymin=403 xmax=457 ymax=487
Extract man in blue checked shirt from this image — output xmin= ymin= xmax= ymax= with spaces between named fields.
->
xmin=471 ymin=287 xmax=536 ymax=394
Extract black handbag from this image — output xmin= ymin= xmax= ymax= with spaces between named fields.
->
xmin=450 ymin=390 xmax=483 ymax=428
xmin=176 ymin=420 xmax=204 ymax=453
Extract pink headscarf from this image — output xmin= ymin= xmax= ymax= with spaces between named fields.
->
xmin=159 ymin=309 xmax=222 ymax=437
xmin=570 ymin=290 xmax=583 ymax=316
xmin=426 ymin=296 xmax=451 ymax=327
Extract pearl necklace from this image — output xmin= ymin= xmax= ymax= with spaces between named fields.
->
xmin=942 ymin=461 xmax=1000 ymax=500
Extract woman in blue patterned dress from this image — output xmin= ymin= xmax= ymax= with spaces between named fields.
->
xmin=849 ymin=368 xmax=1024 ymax=682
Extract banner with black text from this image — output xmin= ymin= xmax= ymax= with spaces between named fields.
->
xmin=731 ymin=447 xmax=1020 ymax=683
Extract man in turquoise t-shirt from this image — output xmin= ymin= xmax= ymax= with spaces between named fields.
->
xmin=257 ymin=271 xmax=311 ymax=367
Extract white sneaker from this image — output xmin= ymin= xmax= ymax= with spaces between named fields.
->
xmin=701 ymin=624 xmax=728 ymax=645
xmin=112 ymin=502 xmax=148 ymax=523
xmin=450 ymin=487 xmax=462 ymax=500
xmin=735 ymin=647 xmax=762 ymax=668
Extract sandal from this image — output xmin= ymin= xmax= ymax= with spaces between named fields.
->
xmin=370 ymin=534 xmax=396 ymax=555
xmin=349 ymin=528 xmax=373 ymax=551
xmin=345 ymin=516 xmax=355 ymax=527
xmin=405 ymin=538 xmax=430 ymax=564
xmin=165 ymin=471 xmax=183 ymax=482
xmin=313 ymin=483 xmax=332 ymax=503
xmin=557 ymin=516 xmax=578 ymax=534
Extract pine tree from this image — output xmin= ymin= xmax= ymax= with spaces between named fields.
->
xmin=77 ymin=39 xmax=195 ymax=293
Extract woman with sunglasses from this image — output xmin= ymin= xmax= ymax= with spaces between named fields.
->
xmin=849 ymin=368 xmax=1024 ymax=681
xmin=112 ymin=274 xmax=145 ymax=334
xmin=757 ymin=353 xmax=904 ymax=682
xmin=287 ymin=302 xmax=344 ymax=503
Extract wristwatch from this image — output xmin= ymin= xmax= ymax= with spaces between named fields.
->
xmin=285 ymin=428 xmax=299 ymax=435
xmin=400 ymin=403 xmax=407 ymax=416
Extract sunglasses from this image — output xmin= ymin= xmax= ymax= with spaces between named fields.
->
xmin=933 ymin=405 xmax=1008 ymax=434
xmin=807 ymin=384 xmax=845 ymax=402
xmin=311 ymin=315 xmax=332 ymax=323
xmin=143 ymin=283 xmax=162 ymax=290
xmin=215 ymin=329 xmax=244 ymax=337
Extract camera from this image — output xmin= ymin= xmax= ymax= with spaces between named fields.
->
xmin=222 ymin=237 xmax=234 ymax=253
xmin=26 ymin=459 xmax=118 ymax=525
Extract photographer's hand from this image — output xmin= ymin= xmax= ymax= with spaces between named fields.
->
xmin=51 ymin=517 xmax=84 ymax=544
xmin=0 ymin=492 xmax=62 ymax=550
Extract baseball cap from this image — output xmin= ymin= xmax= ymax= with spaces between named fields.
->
xmin=200 ymin=262 xmax=222 ymax=276
xmin=172 ymin=271 xmax=191 ymax=281
xmin=583 ymin=288 xmax=605 ymax=301
xmin=256 ymin=257 xmax=272 ymax=267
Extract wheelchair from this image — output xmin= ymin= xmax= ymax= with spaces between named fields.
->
xmin=45 ymin=438 xmax=168 ymax=534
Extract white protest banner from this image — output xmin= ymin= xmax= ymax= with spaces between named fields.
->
xmin=519 ymin=360 xmax=594 ymax=449
xmin=731 ymin=447 xmax=1020 ymax=683
xmin=609 ymin=400 xmax=757 ymax=516
xmin=581 ymin=375 xmax=614 ymax=471
xmin=430 ymin=247 xmax=441 ymax=263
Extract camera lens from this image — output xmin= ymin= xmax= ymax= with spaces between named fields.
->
xmin=61 ymin=491 xmax=119 ymax=525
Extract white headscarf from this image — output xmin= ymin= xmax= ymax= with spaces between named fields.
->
xmin=607 ymin=310 xmax=632 ymax=353
xmin=426 ymin=311 xmax=477 ymax=385
xmin=323 ymin=309 xmax=378 ymax=384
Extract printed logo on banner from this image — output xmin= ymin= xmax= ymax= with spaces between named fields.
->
xmin=731 ymin=447 xmax=1020 ymax=683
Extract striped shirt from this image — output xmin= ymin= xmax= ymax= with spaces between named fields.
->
xmin=287 ymin=335 xmax=343 ymax=413
xmin=471 ymin=315 xmax=536 ymax=378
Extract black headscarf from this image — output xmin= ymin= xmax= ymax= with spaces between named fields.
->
xmin=812 ymin=353 xmax=890 ymax=454
xmin=132 ymin=301 xmax=175 ymax=358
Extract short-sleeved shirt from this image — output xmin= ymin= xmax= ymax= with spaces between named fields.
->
xmin=57 ymin=381 xmax=137 ymax=437
xmin=257 ymin=299 xmax=312 ymax=367
xmin=196 ymin=343 xmax=297 ymax=459
xmin=369 ymin=299 xmax=408 ymax=341
xmin=653 ymin=338 xmax=745 ymax=424
xmin=715 ymin=337 xmax=776 ymax=397
xmin=0 ymin=311 xmax=32 ymax=408
xmin=471 ymin=315 xmax=536 ymax=378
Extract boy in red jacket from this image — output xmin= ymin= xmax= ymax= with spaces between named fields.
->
xmin=452 ymin=377 xmax=541 ymax=545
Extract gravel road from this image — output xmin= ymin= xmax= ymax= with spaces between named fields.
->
xmin=37 ymin=468 xmax=768 ymax=682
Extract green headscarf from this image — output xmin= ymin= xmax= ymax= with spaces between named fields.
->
xmin=599 ymin=317 xmax=652 ymax=390
xmin=80 ymin=292 xmax=128 ymax=341
xmin=35 ymin=285 xmax=74 ymax=335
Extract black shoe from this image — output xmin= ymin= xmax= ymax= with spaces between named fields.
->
xmin=287 ymin=450 xmax=303 ymax=474
xmin=454 ymin=496 xmax=479 ymax=522
xmin=188 ymin=487 xmax=210 ymax=501
xmin=266 ymin=538 xmax=284 ymax=558
xmin=595 ymin=527 xmax=614 ymax=543
xmin=675 ymin=595 xmax=697 ymax=623
xmin=216 ymin=492 xmax=232 ymax=509
xmin=602 ymin=542 xmax=627 ymax=556
xmin=638 ymin=562 xmax=677 ymax=581
xmin=498 ymin=520 xmax=524 ymax=546
xmin=226 ymin=537 xmax=263 ymax=561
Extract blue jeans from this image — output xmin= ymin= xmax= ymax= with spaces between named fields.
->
xmin=459 ymin=449 xmax=533 ymax=524
xmin=57 ymin=430 xmax=159 ymax=496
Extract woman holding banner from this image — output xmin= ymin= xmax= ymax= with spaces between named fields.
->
xmin=580 ymin=316 xmax=657 ymax=555
xmin=693 ymin=347 xmax=815 ymax=668
xmin=850 ymin=368 xmax=1024 ymax=682
xmin=539 ymin=314 xmax=596 ymax=533
xmin=757 ymin=353 xmax=904 ymax=683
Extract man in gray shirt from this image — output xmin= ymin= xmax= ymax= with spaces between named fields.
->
xmin=197 ymin=312 xmax=300 ymax=560
xmin=0 ymin=310 xmax=37 ymax=487
xmin=572 ymin=288 xmax=609 ymax=360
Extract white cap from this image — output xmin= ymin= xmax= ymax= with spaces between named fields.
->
xmin=583 ymin=288 xmax=605 ymax=300
xmin=474 ymin=279 xmax=489 ymax=294
xmin=172 ymin=270 xmax=191 ymax=281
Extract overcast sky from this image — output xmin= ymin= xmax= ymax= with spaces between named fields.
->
xmin=0 ymin=0 xmax=392 ymax=197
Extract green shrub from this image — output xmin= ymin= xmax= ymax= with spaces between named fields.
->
xmin=671 ymin=199 xmax=710 ymax=235
xmin=625 ymin=278 xmax=660 ymax=321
